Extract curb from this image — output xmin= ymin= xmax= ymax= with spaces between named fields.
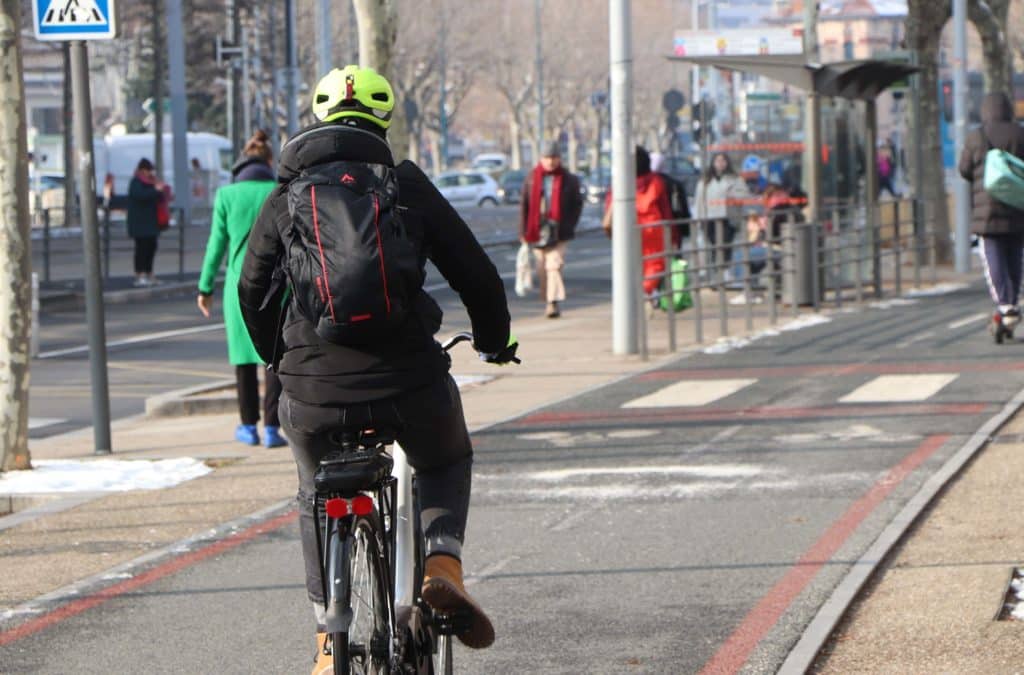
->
xmin=778 ymin=385 xmax=1024 ymax=674
xmin=144 ymin=379 xmax=236 ymax=418
xmin=40 ymin=281 xmax=200 ymax=311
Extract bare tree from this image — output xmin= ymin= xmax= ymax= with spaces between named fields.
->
xmin=907 ymin=0 xmax=952 ymax=261
xmin=969 ymin=0 xmax=1011 ymax=95
xmin=0 ymin=0 xmax=32 ymax=472
xmin=354 ymin=0 xmax=398 ymax=77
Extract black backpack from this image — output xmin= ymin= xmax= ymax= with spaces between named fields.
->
xmin=282 ymin=159 xmax=417 ymax=346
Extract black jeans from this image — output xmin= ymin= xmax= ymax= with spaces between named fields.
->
xmin=235 ymin=364 xmax=282 ymax=426
xmin=133 ymin=236 xmax=158 ymax=274
xmin=280 ymin=374 xmax=473 ymax=606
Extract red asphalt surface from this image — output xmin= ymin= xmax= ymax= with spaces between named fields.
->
xmin=0 ymin=510 xmax=299 ymax=647
xmin=698 ymin=434 xmax=951 ymax=674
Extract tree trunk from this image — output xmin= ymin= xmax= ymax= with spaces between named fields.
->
xmin=353 ymin=0 xmax=397 ymax=78
xmin=0 ymin=0 xmax=33 ymax=473
xmin=428 ymin=130 xmax=442 ymax=176
xmin=907 ymin=0 xmax=952 ymax=262
xmin=509 ymin=118 xmax=522 ymax=170
xmin=153 ymin=0 xmax=164 ymax=180
xmin=567 ymin=128 xmax=579 ymax=173
xmin=352 ymin=0 xmax=403 ymax=159
xmin=969 ymin=0 xmax=1011 ymax=95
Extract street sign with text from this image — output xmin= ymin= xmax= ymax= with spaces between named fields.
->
xmin=32 ymin=0 xmax=117 ymax=41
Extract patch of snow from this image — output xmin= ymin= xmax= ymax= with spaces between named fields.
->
xmin=904 ymin=283 xmax=968 ymax=298
xmin=454 ymin=374 xmax=494 ymax=388
xmin=702 ymin=314 xmax=831 ymax=355
xmin=869 ymin=298 xmax=918 ymax=310
xmin=0 ymin=458 xmax=213 ymax=494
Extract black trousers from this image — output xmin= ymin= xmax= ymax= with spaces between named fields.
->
xmin=280 ymin=375 xmax=473 ymax=606
xmin=981 ymin=234 xmax=1024 ymax=307
xmin=133 ymin=236 xmax=158 ymax=274
xmin=235 ymin=364 xmax=282 ymax=426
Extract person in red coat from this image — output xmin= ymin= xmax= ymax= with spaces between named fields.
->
xmin=602 ymin=146 xmax=674 ymax=295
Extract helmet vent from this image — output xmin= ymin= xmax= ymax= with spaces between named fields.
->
xmin=315 ymin=94 xmax=329 ymax=104
xmin=372 ymin=92 xmax=389 ymax=102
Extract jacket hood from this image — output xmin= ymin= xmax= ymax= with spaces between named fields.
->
xmin=231 ymin=157 xmax=275 ymax=182
xmin=981 ymin=92 xmax=1014 ymax=125
xmin=278 ymin=123 xmax=394 ymax=182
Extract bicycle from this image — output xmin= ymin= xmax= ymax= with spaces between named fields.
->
xmin=312 ymin=332 xmax=518 ymax=674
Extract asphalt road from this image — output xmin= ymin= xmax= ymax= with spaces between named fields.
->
xmin=11 ymin=276 xmax=1022 ymax=672
xmin=28 ymin=224 xmax=608 ymax=440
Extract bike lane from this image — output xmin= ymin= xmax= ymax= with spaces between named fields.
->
xmin=2 ymin=285 xmax=1018 ymax=673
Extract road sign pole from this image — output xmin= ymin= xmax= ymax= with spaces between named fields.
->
xmin=167 ymin=0 xmax=190 ymax=237
xmin=610 ymin=0 xmax=638 ymax=355
xmin=69 ymin=40 xmax=112 ymax=455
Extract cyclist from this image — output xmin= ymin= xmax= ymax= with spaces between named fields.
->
xmin=237 ymin=66 xmax=512 ymax=672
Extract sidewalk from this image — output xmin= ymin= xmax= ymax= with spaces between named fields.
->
xmin=6 ymin=264 xmax=1018 ymax=671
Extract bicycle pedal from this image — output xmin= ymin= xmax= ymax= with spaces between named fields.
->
xmin=432 ymin=608 xmax=473 ymax=636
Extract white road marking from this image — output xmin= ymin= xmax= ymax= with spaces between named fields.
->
xmin=774 ymin=424 xmax=919 ymax=445
xmin=895 ymin=330 xmax=936 ymax=349
xmin=548 ymin=509 xmax=591 ymax=533
xmin=516 ymin=428 xmax=661 ymax=448
xmin=622 ymin=378 xmax=756 ymax=408
xmin=37 ymin=324 xmax=225 ymax=359
xmin=948 ymin=312 xmax=990 ymax=330
xmin=680 ymin=424 xmax=743 ymax=456
xmin=28 ymin=417 xmax=67 ymax=430
xmin=527 ymin=464 xmax=765 ymax=481
xmin=839 ymin=374 xmax=958 ymax=403
xmin=464 ymin=555 xmax=518 ymax=587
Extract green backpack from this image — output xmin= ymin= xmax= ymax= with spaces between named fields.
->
xmin=983 ymin=133 xmax=1024 ymax=211
xmin=658 ymin=257 xmax=693 ymax=312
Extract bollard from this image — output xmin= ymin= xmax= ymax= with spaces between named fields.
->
xmin=715 ymin=219 xmax=728 ymax=337
xmin=810 ymin=220 xmax=821 ymax=312
xmin=832 ymin=207 xmax=843 ymax=308
xmin=911 ymin=199 xmax=921 ymax=289
xmin=178 ymin=208 xmax=186 ymax=279
xmin=30 ymin=272 xmax=39 ymax=359
xmin=42 ymin=209 xmax=51 ymax=283
xmin=767 ymin=231 xmax=778 ymax=325
xmin=893 ymin=201 xmax=902 ymax=297
xmin=854 ymin=206 xmax=864 ymax=304
xmin=783 ymin=213 xmax=800 ymax=318
xmin=663 ymin=225 xmax=676 ymax=353
xmin=689 ymin=243 xmax=703 ymax=344
xmin=102 ymin=206 xmax=111 ymax=279
xmin=742 ymin=237 xmax=753 ymax=331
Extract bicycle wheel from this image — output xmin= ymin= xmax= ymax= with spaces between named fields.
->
xmin=331 ymin=515 xmax=391 ymax=675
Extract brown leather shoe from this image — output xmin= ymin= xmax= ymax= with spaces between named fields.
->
xmin=545 ymin=302 xmax=561 ymax=318
xmin=312 ymin=632 xmax=333 ymax=675
xmin=421 ymin=554 xmax=495 ymax=649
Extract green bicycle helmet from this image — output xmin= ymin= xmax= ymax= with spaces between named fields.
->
xmin=312 ymin=65 xmax=395 ymax=129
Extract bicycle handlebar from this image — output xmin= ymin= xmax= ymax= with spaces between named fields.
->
xmin=441 ymin=331 xmax=521 ymax=365
xmin=441 ymin=332 xmax=475 ymax=353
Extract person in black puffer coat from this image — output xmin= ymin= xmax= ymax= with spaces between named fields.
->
xmin=959 ymin=92 xmax=1024 ymax=333
xmin=238 ymin=66 xmax=510 ymax=668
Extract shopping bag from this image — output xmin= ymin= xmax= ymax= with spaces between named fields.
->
xmin=515 ymin=242 xmax=534 ymax=297
xmin=658 ymin=257 xmax=693 ymax=312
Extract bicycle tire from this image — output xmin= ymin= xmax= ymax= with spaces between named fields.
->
xmin=330 ymin=514 xmax=391 ymax=675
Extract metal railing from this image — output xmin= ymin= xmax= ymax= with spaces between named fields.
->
xmin=638 ymin=197 xmax=938 ymax=357
xmin=32 ymin=206 xmax=205 ymax=285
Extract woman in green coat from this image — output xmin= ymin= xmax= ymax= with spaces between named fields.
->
xmin=197 ymin=130 xmax=285 ymax=447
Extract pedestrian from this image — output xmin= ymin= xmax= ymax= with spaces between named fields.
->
xmin=650 ymin=151 xmax=693 ymax=246
xmin=197 ymin=130 xmax=285 ymax=448
xmin=602 ymin=146 xmax=673 ymax=298
xmin=877 ymin=142 xmax=899 ymax=199
xmin=190 ymin=156 xmax=209 ymax=205
xmin=958 ymin=91 xmax=1024 ymax=339
xmin=694 ymin=152 xmax=749 ymax=284
xmin=126 ymin=158 xmax=171 ymax=286
xmin=238 ymin=66 xmax=515 ymax=671
xmin=519 ymin=141 xmax=584 ymax=318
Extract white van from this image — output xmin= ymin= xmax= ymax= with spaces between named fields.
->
xmin=95 ymin=132 xmax=233 ymax=209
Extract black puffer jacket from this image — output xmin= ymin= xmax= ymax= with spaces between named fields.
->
xmin=237 ymin=123 xmax=510 ymax=405
xmin=958 ymin=92 xmax=1024 ymax=235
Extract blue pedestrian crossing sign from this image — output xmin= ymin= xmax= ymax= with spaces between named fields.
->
xmin=32 ymin=0 xmax=117 ymax=41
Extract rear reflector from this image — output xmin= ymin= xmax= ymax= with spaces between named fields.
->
xmin=325 ymin=498 xmax=348 ymax=518
xmin=351 ymin=495 xmax=374 ymax=516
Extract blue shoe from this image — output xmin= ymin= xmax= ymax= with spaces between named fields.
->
xmin=234 ymin=423 xmax=260 ymax=446
xmin=263 ymin=425 xmax=288 ymax=448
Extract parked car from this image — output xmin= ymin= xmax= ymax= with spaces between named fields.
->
xmin=580 ymin=171 xmax=610 ymax=204
xmin=470 ymin=152 xmax=509 ymax=175
xmin=433 ymin=170 xmax=501 ymax=207
xmin=496 ymin=169 xmax=527 ymax=203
